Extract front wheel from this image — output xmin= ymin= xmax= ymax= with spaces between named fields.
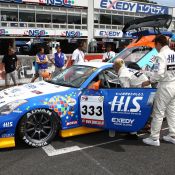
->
xmin=18 ymin=109 xmax=59 ymax=147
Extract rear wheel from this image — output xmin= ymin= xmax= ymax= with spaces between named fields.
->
xmin=18 ymin=109 xmax=59 ymax=147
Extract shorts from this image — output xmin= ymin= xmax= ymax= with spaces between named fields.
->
xmin=5 ymin=70 xmax=18 ymax=86
xmin=38 ymin=69 xmax=48 ymax=81
xmin=53 ymin=67 xmax=62 ymax=77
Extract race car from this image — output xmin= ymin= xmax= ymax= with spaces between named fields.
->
xmin=0 ymin=62 xmax=155 ymax=148
xmin=109 ymin=14 xmax=173 ymax=70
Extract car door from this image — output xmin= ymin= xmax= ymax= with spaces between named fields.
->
xmin=80 ymin=68 xmax=156 ymax=132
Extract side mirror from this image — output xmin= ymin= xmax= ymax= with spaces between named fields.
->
xmin=88 ymin=80 xmax=101 ymax=91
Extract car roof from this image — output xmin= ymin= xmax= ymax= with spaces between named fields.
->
xmin=76 ymin=62 xmax=113 ymax=69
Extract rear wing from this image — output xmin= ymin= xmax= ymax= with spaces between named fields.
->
xmin=122 ymin=14 xmax=172 ymax=34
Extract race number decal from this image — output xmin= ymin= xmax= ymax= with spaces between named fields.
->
xmin=80 ymin=96 xmax=104 ymax=126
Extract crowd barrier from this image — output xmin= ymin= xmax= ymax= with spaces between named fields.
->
xmin=0 ymin=54 xmax=103 ymax=87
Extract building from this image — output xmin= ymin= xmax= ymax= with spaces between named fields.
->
xmin=0 ymin=0 xmax=174 ymax=55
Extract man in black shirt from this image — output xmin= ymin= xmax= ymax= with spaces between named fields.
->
xmin=2 ymin=48 xmax=19 ymax=87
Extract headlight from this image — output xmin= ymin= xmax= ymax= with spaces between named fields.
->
xmin=0 ymin=99 xmax=28 ymax=115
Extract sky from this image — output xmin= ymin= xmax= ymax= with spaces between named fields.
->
xmin=153 ymin=0 xmax=175 ymax=7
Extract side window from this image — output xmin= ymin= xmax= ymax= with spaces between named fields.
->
xmin=88 ymin=68 xmax=120 ymax=89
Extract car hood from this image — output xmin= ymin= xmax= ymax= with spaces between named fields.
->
xmin=0 ymin=81 xmax=70 ymax=107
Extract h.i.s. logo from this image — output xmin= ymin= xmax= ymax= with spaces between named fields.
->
xmin=110 ymin=95 xmax=143 ymax=113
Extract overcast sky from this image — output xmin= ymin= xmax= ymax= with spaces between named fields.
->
xmin=153 ymin=0 xmax=175 ymax=7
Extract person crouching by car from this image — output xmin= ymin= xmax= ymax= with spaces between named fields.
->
xmin=2 ymin=47 xmax=19 ymax=88
xmin=113 ymin=59 xmax=151 ymax=88
xmin=36 ymin=47 xmax=48 ymax=81
xmin=113 ymin=58 xmax=151 ymax=138
xmin=50 ymin=45 xmax=67 ymax=76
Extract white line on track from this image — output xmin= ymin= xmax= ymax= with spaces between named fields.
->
xmin=42 ymin=127 xmax=168 ymax=157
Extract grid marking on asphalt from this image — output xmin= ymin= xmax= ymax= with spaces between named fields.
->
xmin=42 ymin=127 xmax=168 ymax=157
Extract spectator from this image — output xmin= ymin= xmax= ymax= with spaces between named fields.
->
xmin=102 ymin=45 xmax=116 ymax=62
xmin=2 ymin=47 xmax=19 ymax=88
xmin=71 ymin=40 xmax=86 ymax=65
xmin=50 ymin=46 xmax=68 ymax=76
xmin=35 ymin=47 xmax=48 ymax=81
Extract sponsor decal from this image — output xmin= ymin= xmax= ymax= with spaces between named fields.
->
xmin=81 ymin=96 xmax=88 ymax=101
xmin=82 ymin=119 xmax=104 ymax=126
xmin=31 ymin=90 xmax=43 ymax=94
xmin=99 ymin=31 xmax=122 ymax=37
xmin=100 ymin=0 xmax=168 ymax=15
xmin=0 ymin=29 xmax=6 ymax=35
xmin=3 ymin=122 xmax=13 ymax=128
xmin=13 ymin=110 xmax=23 ymax=113
xmin=1 ymin=133 xmax=14 ymax=138
xmin=27 ymin=109 xmax=52 ymax=118
xmin=24 ymin=29 xmax=47 ymax=36
xmin=112 ymin=117 xmax=135 ymax=126
xmin=11 ymin=88 xmax=21 ymax=93
xmin=67 ymin=98 xmax=76 ymax=106
xmin=66 ymin=120 xmax=78 ymax=126
xmin=98 ymin=96 xmax=104 ymax=102
xmin=24 ymin=84 xmax=37 ymax=89
xmin=0 ymin=0 xmax=74 ymax=7
xmin=61 ymin=31 xmax=82 ymax=38
xmin=23 ymin=136 xmax=48 ymax=147
xmin=109 ymin=92 xmax=144 ymax=115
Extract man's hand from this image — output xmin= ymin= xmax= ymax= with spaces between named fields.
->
xmin=142 ymin=80 xmax=151 ymax=87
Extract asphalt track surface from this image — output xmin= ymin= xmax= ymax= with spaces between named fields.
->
xmin=0 ymin=122 xmax=175 ymax=175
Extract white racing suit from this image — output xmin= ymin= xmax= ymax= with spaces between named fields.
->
xmin=149 ymin=46 xmax=175 ymax=140
xmin=118 ymin=66 xmax=151 ymax=88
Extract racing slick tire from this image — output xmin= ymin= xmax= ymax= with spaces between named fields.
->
xmin=18 ymin=109 xmax=59 ymax=147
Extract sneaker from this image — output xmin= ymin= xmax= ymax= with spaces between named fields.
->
xmin=143 ymin=137 xmax=160 ymax=146
xmin=163 ymin=135 xmax=175 ymax=144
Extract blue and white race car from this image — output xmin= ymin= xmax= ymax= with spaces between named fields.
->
xmin=0 ymin=62 xmax=156 ymax=148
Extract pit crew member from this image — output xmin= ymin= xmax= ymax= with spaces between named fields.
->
xmin=142 ymin=35 xmax=175 ymax=146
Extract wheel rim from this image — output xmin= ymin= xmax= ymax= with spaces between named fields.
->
xmin=25 ymin=113 xmax=53 ymax=142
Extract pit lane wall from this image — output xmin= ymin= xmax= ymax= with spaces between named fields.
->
xmin=0 ymin=54 xmax=103 ymax=86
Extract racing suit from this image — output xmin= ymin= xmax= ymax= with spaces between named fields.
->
xmin=149 ymin=46 xmax=175 ymax=140
xmin=118 ymin=66 xmax=151 ymax=88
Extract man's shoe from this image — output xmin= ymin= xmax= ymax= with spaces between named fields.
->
xmin=163 ymin=135 xmax=175 ymax=144
xmin=143 ymin=137 xmax=160 ymax=146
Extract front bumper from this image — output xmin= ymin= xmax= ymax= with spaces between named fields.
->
xmin=0 ymin=137 xmax=15 ymax=148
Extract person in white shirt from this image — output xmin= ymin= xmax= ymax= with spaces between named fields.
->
xmin=102 ymin=45 xmax=116 ymax=62
xmin=113 ymin=59 xmax=151 ymax=88
xmin=71 ymin=40 xmax=86 ymax=65
xmin=142 ymin=35 xmax=175 ymax=146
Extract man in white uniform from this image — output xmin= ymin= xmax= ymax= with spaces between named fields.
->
xmin=142 ymin=35 xmax=175 ymax=146
xmin=71 ymin=40 xmax=86 ymax=65
xmin=102 ymin=45 xmax=116 ymax=62
xmin=113 ymin=59 xmax=151 ymax=88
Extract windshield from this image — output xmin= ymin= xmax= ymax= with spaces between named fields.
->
xmin=48 ymin=65 xmax=97 ymax=88
xmin=110 ymin=46 xmax=152 ymax=63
